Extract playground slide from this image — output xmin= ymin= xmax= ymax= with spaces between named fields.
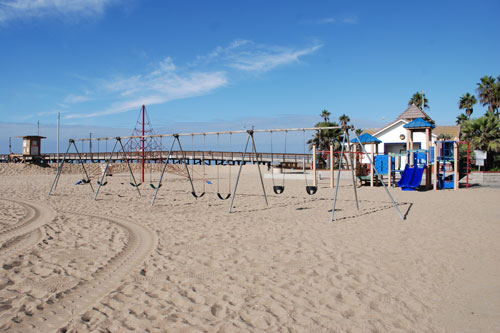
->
xmin=397 ymin=165 xmax=414 ymax=188
xmin=398 ymin=164 xmax=425 ymax=191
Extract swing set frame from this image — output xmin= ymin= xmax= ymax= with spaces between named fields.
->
xmin=48 ymin=126 xmax=405 ymax=221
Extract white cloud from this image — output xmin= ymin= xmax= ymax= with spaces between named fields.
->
xmin=302 ymin=16 xmax=358 ymax=25
xmin=229 ymin=44 xmax=323 ymax=72
xmin=64 ymin=40 xmax=320 ymax=119
xmin=195 ymin=40 xmax=323 ymax=73
xmin=63 ymin=94 xmax=89 ymax=104
xmin=0 ymin=0 xmax=117 ymax=24
xmin=66 ymin=58 xmax=227 ymax=119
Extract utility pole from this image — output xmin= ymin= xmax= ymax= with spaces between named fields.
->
xmin=9 ymin=137 xmax=11 ymax=154
xmin=37 ymin=121 xmax=40 ymax=136
xmin=57 ymin=112 xmax=60 ymax=166
xmin=90 ymin=133 xmax=92 ymax=154
xmin=142 ymin=105 xmax=145 ymax=183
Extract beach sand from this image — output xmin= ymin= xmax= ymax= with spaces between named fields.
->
xmin=0 ymin=163 xmax=499 ymax=332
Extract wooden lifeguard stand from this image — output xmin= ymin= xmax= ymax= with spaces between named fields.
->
xmin=16 ymin=135 xmax=46 ymax=163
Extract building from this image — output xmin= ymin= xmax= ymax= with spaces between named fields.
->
xmin=20 ymin=135 xmax=46 ymax=156
xmin=361 ymin=104 xmax=460 ymax=169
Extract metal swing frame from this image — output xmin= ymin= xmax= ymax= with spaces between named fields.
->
xmin=49 ymin=137 xmax=142 ymax=200
xmin=151 ymin=134 xmax=198 ymax=206
xmin=50 ymin=125 xmax=405 ymax=222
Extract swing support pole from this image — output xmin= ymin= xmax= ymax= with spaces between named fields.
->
xmin=352 ymin=127 xmax=405 ymax=221
xmin=331 ymin=130 xmax=348 ymax=221
xmin=228 ymin=130 xmax=268 ymax=213
xmin=117 ymin=138 xmax=141 ymax=198
xmin=344 ymin=130 xmax=359 ymax=210
xmin=94 ymin=139 xmax=118 ymax=201
xmin=49 ymin=139 xmax=72 ymax=195
xmin=151 ymin=136 xmax=177 ymax=206
xmin=176 ymin=135 xmax=198 ymax=198
xmin=49 ymin=139 xmax=95 ymax=195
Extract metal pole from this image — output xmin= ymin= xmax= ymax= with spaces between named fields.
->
xmin=176 ymin=135 xmax=197 ymax=198
xmin=228 ymin=133 xmax=251 ymax=213
xmin=152 ymin=137 xmax=177 ymax=206
xmin=250 ymin=131 xmax=268 ymax=206
xmin=94 ymin=140 xmax=118 ymax=201
xmin=57 ymin=112 xmax=60 ymax=167
xmin=48 ymin=139 xmax=72 ymax=195
xmin=73 ymin=140 xmax=95 ymax=193
xmin=70 ymin=126 xmax=343 ymax=142
xmin=9 ymin=137 xmax=11 ymax=154
xmin=117 ymin=138 xmax=141 ymax=198
xmin=353 ymin=129 xmax=405 ymax=221
xmin=142 ymin=104 xmax=145 ymax=183
xmin=331 ymin=132 xmax=347 ymax=221
xmin=344 ymin=129 xmax=359 ymax=210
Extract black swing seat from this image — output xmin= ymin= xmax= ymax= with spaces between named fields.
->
xmin=97 ymin=181 xmax=108 ymax=186
xmin=305 ymin=186 xmax=317 ymax=195
xmin=150 ymin=183 xmax=162 ymax=189
xmin=217 ymin=193 xmax=231 ymax=200
xmin=130 ymin=182 xmax=142 ymax=187
xmin=81 ymin=179 xmax=91 ymax=184
xmin=273 ymin=185 xmax=285 ymax=194
xmin=191 ymin=191 xmax=204 ymax=199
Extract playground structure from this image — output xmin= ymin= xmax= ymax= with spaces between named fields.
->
xmin=48 ymin=125 xmax=406 ymax=222
xmin=349 ymin=118 xmax=470 ymax=191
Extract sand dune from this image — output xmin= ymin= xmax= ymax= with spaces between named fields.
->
xmin=0 ymin=163 xmax=499 ymax=332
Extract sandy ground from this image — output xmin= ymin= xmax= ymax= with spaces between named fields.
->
xmin=0 ymin=163 xmax=499 ymax=332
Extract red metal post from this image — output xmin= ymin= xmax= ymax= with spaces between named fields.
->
xmin=466 ymin=141 xmax=469 ymax=189
xmin=141 ymin=105 xmax=145 ymax=183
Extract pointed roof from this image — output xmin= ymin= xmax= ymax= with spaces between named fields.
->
xmin=350 ymin=133 xmax=382 ymax=144
xmin=403 ymin=117 xmax=435 ymax=129
xmin=397 ymin=104 xmax=433 ymax=122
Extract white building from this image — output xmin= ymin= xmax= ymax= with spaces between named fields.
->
xmin=361 ymin=104 xmax=460 ymax=169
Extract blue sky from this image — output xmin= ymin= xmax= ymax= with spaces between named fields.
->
xmin=1 ymin=0 xmax=499 ymax=153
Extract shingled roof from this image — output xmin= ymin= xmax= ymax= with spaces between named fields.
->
xmin=396 ymin=104 xmax=433 ymax=122
xmin=434 ymin=126 xmax=460 ymax=140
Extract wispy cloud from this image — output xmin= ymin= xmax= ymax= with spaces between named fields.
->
xmin=65 ymin=40 xmax=321 ymax=119
xmin=66 ymin=58 xmax=227 ymax=119
xmin=63 ymin=94 xmax=90 ymax=104
xmin=302 ymin=16 xmax=359 ymax=25
xmin=195 ymin=40 xmax=323 ymax=72
xmin=0 ymin=0 xmax=117 ymax=24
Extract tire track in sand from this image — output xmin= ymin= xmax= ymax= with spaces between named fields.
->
xmin=8 ymin=209 xmax=158 ymax=333
xmin=0 ymin=198 xmax=55 ymax=262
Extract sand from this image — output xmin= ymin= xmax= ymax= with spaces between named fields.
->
xmin=0 ymin=162 xmax=499 ymax=332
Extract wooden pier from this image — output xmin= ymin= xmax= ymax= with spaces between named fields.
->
xmin=0 ymin=151 xmax=314 ymax=168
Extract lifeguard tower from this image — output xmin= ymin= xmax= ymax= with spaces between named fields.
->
xmin=17 ymin=135 xmax=46 ymax=163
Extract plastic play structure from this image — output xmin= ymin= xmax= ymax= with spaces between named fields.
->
xmin=352 ymin=118 xmax=470 ymax=191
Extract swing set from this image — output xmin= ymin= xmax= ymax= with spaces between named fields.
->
xmin=49 ymin=126 xmax=405 ymax=222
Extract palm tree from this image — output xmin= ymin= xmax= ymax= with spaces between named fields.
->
xmin=456 ymin=113 xmax=468 ymax=125
xmin=339 ymin=114 xmax=350 ymax=127
xmin=355 ymin=128 xmax=363 ymax=136
xmin=458 ymin=92 xmax=477 ymax=119
xmin=320 ymin=109 xmax=331 ymax=122
xmin=408 ymin=91 xmax=429 ymax=111
xmin=476 ymin=75 xmax=500 ymax=115
xmin=408 ymin=91 xmax=429 ymax=110
xmin=437 ymin=133 xmax=452 ymax=140
xmin=307 ymin=122 xmax=343 ymax=151
xmin=460 ymin=115 xmax=500 ymax=169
